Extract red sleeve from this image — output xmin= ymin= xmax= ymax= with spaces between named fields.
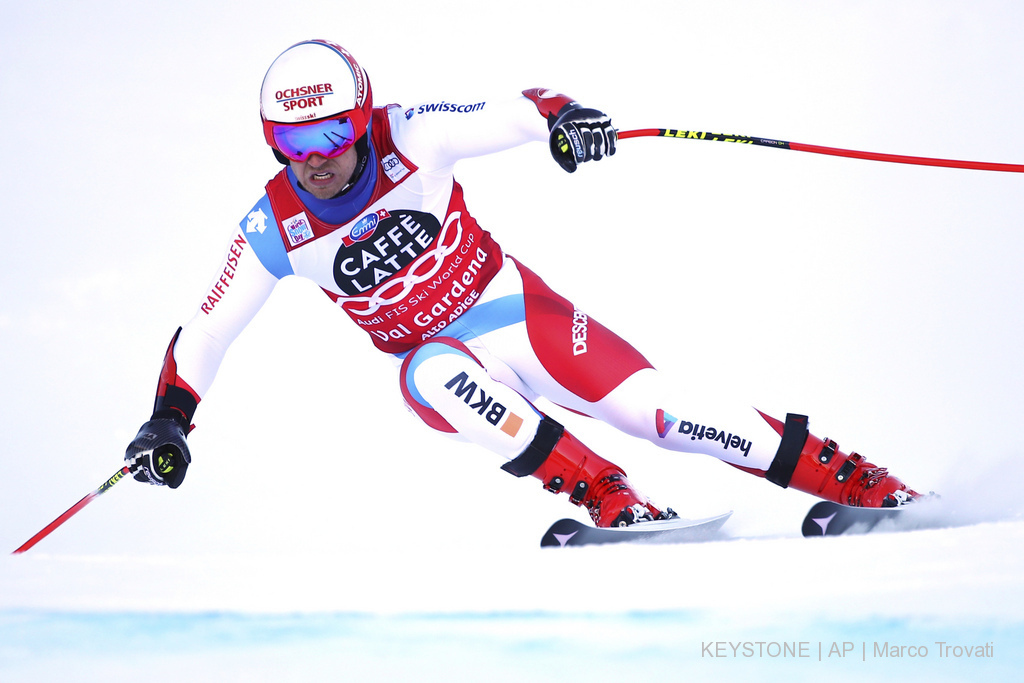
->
xmin=152 ymin=327 xmax=201 ymax=427
xmin=522 ymin=88 xmax=581 ymax=129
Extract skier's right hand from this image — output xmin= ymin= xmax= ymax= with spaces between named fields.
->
xmin=125 ymin=416 xmax=191 ymax=489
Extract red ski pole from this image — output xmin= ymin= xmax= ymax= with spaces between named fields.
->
xmin=618 ymin=128 xmax=1024 ymax=173
xmin=12 ymin=466 xmax=132 ymax=554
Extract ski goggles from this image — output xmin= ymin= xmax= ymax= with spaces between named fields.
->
xmin=264 ymin=111 xmax=365 ymax=162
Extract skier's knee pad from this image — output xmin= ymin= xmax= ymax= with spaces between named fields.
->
xmin=400 ymin=337 xmax=541 ymax=458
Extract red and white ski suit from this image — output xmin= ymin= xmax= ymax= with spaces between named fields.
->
xmin=157 ymin=91 xmax=787 ymax=474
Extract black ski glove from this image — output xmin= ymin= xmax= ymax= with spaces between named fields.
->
xmin=125 ymin=415 xmax=191 ymax=489
xmin=549 ymin=107 xmax=617 ymax=173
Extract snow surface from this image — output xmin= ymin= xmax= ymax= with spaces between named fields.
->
xmin=3 ymin=1 xmax=1024 ymax=681
xmin=3 ymin=514 xmax=1023 ymax=682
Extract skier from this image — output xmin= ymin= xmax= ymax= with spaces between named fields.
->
xmin=125 ymin=39 xmax=919 ymax=528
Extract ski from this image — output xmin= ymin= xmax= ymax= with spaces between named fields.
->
xmin=801 ymin=500 xmax=906 ymax=537
xmin=540 ymin=511 xmax=732 ymax=548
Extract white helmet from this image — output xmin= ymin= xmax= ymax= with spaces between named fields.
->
xmin=260 ymin=40 xmax=373 ymax=161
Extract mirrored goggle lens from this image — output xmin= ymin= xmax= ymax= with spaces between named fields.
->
xmin=272 ymin=117 xmax=357 ymax=161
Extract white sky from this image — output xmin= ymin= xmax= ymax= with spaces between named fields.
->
xmin=2 ymin=0 xmax=1024 ymax=565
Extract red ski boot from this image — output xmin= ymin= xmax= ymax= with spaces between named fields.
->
xmin=764 ymin=413 xmax=919 ymax=507
xmin=501 ymin=416 xmax=674 ymax=527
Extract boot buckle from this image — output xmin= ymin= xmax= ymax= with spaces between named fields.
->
xmin=544 ymin=476 xmax=565 ymax=494
xmin=818 ymin=439 xmax=837 ymax=464
xmin=569 ymin=480 xmax=588 ymax=505
xmin=835 ymin=459 xmax=857 ymax=483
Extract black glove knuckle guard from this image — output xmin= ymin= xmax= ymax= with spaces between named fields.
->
xmin=125 ymin=417 xmax=191 ymax=489
xmin=549 ymin=107 xmax=615 ymax=173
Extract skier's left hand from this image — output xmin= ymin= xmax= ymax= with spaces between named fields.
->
xmin=549 ymin=108 xmax=617 ymax=173
xmin=125 ymin=417 xmax=191 ymax=489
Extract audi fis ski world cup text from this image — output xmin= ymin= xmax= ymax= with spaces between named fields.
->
xmin=346 ymin=224 xmax=492 ymax=344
